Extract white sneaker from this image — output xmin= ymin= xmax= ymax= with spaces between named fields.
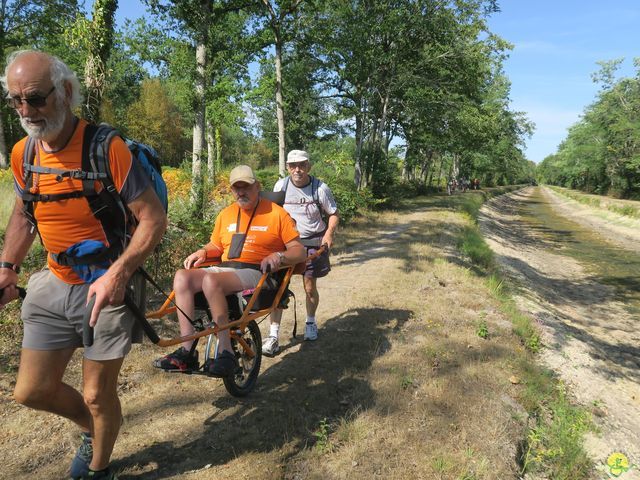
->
xmin=304 ymin=322 xmax=318 ymax=341
xmin=262 ymin=336 xmax=280 ymax=355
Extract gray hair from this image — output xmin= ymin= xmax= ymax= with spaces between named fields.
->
xmin=0 ymin=50 xmax=84 ymax=109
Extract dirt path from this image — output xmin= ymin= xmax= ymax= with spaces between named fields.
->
xmin=1 ymin=200 xmax=530 ymax=480
xmin=479 ymin=186 xmax=640 ymax=479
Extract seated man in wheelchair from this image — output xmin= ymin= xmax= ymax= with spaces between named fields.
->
xmin=153 ymin=165 xmax=305 ymax=376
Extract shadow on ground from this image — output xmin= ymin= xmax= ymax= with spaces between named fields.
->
xmin=115 ymin=307 xmax=411 ymax=479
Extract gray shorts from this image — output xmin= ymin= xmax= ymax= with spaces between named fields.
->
xmin=203 ymin=266 xmax=264 ymax=290
xmin=21 ymin=270 xmax=138 ymax=361
xmin=304 ymin=246 xmax=331 ymax=278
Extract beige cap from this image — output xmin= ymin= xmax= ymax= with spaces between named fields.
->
xmin=229 ymin=165 xmax=256 ymax=186
xmin=286 ymin=150 xmax=310 ymax=163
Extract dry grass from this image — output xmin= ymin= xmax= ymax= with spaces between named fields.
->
xmin=1 ymin=192 xmax=538 ymax=479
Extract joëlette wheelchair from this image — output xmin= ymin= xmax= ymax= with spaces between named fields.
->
xmin=79 ymin=190 xmax=322 ymax=397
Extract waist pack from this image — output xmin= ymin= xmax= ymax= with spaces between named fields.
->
xmin=22 ymin=123 xmax=169 ymax=267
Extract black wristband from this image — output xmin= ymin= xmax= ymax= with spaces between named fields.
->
xmin=0 ymin=261 xmax=20 ymax=274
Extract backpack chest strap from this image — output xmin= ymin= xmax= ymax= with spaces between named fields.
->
xmin=23 ymin=163 xmax=109 ymax=181
xmin=22 ymin=190 xmax=91 ymax=202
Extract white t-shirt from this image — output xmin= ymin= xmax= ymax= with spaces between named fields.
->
xmin=273 ymin=176 xmax=338 ymax=245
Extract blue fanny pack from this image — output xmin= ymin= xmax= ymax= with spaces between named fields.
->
xmin=62 ymin=240 xmax=110 ymax=283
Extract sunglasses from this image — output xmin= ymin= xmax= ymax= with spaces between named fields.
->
xmin=6 ymin=86 xmax=55 ymax=109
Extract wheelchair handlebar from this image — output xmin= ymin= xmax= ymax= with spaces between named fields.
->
xmin=0 ymin=286 xmax=27 ymax=300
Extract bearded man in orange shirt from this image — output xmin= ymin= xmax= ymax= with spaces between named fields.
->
xmin=153 ymin=165 xmax=305 ymax=376
xmin=0 ymin=50 xmax=167 ymax=479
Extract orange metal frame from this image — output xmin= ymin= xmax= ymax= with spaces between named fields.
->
xmin=143 ymin=246 xmax=324 ymax=351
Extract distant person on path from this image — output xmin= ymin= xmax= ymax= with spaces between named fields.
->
xmin=153 ymin=165 xmax=305 ymax=372
xmin=262 ymin=150 xmax=339 ymax=355
xmin=0 ymin=50 xmax=167 ymax=480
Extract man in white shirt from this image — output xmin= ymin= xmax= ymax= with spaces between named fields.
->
xmin=262 ymin=150 xmax=339 ymax=355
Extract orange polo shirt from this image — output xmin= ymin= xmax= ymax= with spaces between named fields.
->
xmin=211 ymin=198 xmax=300 ymax=264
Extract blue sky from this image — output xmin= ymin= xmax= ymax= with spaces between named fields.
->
xmin=486 ymin=1 xmax=640 ymax=163
xmin=116 ymin=1 xmax=640 ymax=164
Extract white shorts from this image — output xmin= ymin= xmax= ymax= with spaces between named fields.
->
xmin=203 ymin=266 xmax=264 ymax=290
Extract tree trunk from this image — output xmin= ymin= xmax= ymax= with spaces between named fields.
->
xmin=354 ymin=101 xmax=364 ymax=189
xmin=274 ymin=34 xmax=286 ymax=176
xmin=215 ymin=125 xmax=222 ymax=175
xmin=435 ymin=155 xmax=444 ymax=189
xmin=420 ymin=150 xmax=434 ymax=184
xmin=0 ymin=4 xmax=7 ymax=166
xmin=402 ymin=141 xmax=411 ymax=182
xmin=0 ymin=113 xmax=8 ymax=168
xmin=83 ymin=0 xmax=118 ymax=124
xmin=206 ymin=117 xmax=215 ymax=178
xmin=191 ymin=39 xmax=207 ymax=209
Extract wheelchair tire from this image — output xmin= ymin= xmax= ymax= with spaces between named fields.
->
xmin=223 ymin=320 xmax=262 ymax=397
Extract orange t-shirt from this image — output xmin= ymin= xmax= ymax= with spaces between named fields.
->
xmin=210 ymin=198 xmax=300 ymax=264
xmin=11 ymin=119 xmax=140 ymax=284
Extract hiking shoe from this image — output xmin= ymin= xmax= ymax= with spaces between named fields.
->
xmin=79 ymin=467 xmax=119 ymax=479
xmin=304 ymin=322 xmax=318 ymax=341
xmin=152 ymin=347 xmax=198 ymax=371
xmin=69 ymin=432 xmax=92 ymax=479
xmin=207 ymin=350 xmax=238 ymax=378
xmin=262 ymin=336 xmax=280 ymax=356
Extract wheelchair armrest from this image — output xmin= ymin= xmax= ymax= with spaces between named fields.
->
xmin=198 ymin=257 xmax=221 ymax=267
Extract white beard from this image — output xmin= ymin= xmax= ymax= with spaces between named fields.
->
xmin=19 ymin=99 xmax=66 ymax=141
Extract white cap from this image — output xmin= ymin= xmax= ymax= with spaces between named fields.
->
xmin=286 ymin=150 xmax=310 ymax=163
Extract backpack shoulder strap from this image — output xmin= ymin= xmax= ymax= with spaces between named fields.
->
xmin=281 ymin=176 xmax=290 ymax=193
xmin=310 ymin=176 xmax=322 ymax=210
xmin=22 ymin=137 xmax=37 ymax=193
xmin=22 ymin=137 xmax=38 ymax=233
xmin=82 ymin=123 xmax=129 ymax=252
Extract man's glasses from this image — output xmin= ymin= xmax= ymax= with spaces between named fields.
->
xmin=287 ymin=161 xmax=308 ymax=170
xmin=6 ymin=86 xmax=55 ymax=109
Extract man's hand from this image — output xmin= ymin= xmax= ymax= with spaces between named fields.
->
xmin=184 ymin=249 xmax=207 ymax=269
xmin=321 ymin=235 xmax=333 ymax=250
xmin=0 ymin=270 xmax=19 ymax=308
xmin=260 ymin=252 xmax=282 ymax=273
xmin=86 ymin=269 xmax=127 ymax=327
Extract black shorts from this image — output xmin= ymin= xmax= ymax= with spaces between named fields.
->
xmin=304 ymin=245 xmax=331 ymax=278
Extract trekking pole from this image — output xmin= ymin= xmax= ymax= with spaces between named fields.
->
xmin=83 ymin=290 xmax=161 ymax=348
xmin=0 ymin=286 xmax=27 ymax=300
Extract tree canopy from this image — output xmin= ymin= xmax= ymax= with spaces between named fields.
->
xmin=538 ymin=59 xmax=640 ymax=199
xmin=1 ymin=0 xmax=535 ymax=202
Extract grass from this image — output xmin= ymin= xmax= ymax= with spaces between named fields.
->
xmin=0 ymin=172 xmax=15 ymax=235
xmin=454 ymin=188 xmax=593 ymax=478
xmin=459 ymin=225 xmax=494 ymax=269
xmin=549 ymin=185 xmax=640 ymax=219
xmin=519 ymin=381 xmax=593 ymax=479
xmin=0 ymin=184 xmax=595 ymax=479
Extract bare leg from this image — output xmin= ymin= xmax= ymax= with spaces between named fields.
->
xmin=173 ymin=268 xmax=210 ymax=350
xmin=82 ymin=357 xmax=124 ymax=471
xmin=303 ymin=276 xmax=319 ymax=318
xmin=270 ymin=308 xmax=283 ymax=327
xmin=201 ymin=271 xmax=244 ymax=353
xmin=13 ymin=348 xmax=91 ymax=432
